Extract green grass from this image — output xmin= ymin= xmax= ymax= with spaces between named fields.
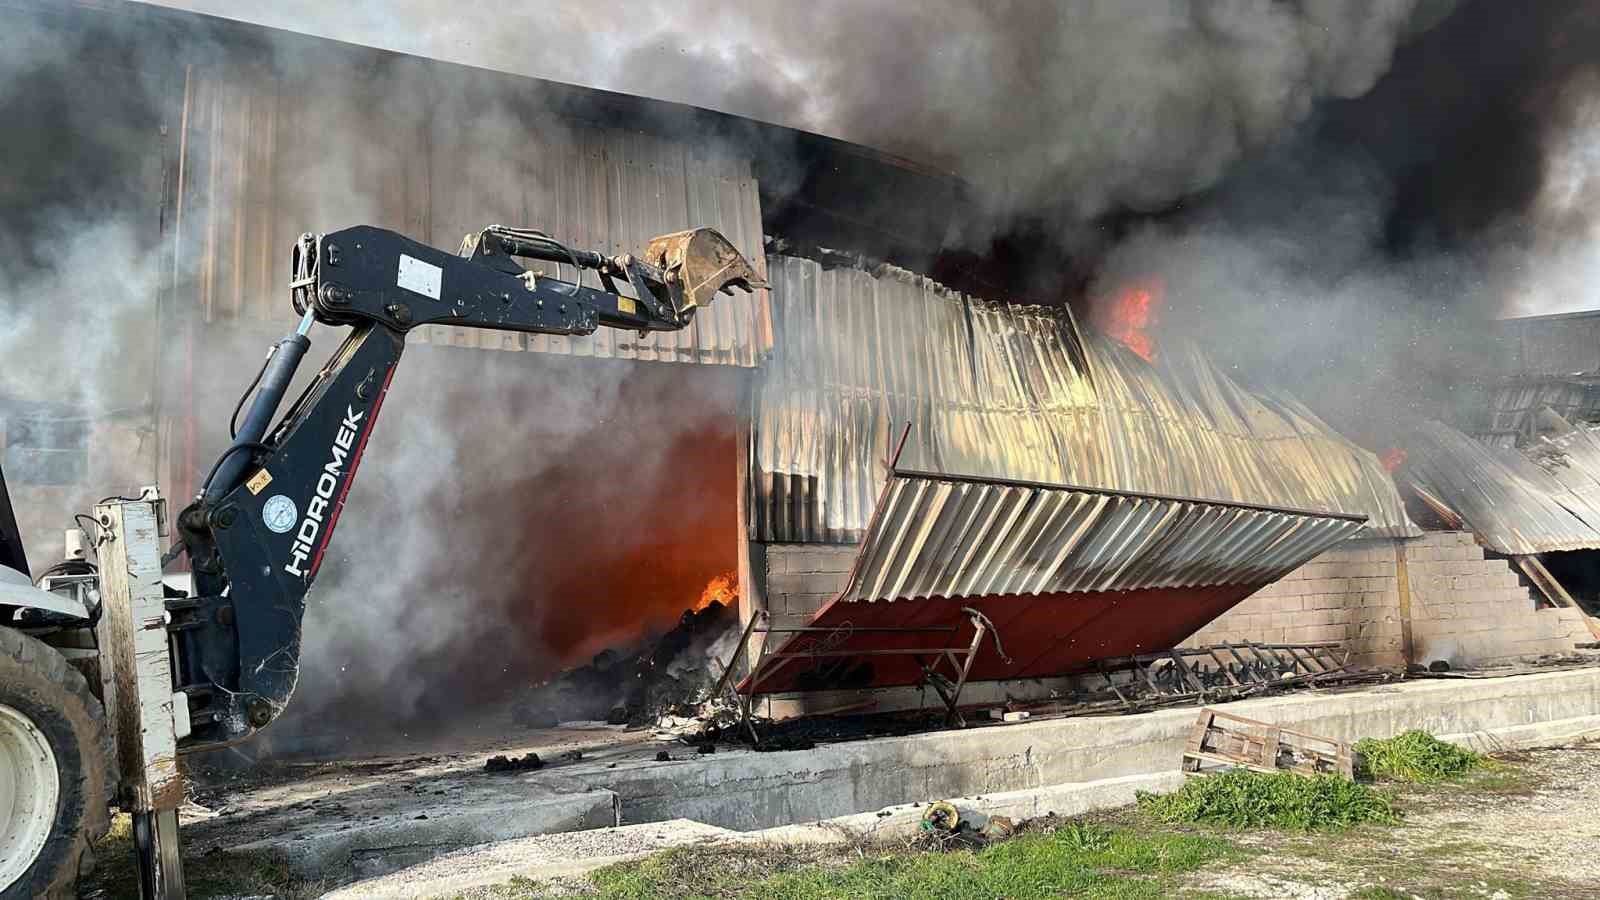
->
xmin=1136 ymin=769 xmax=1399 ymax=831
xmin=485 ymin=825 xmax=1241 ymax=900
xmin=1354 ymin=731 xmax=1489 ymax=783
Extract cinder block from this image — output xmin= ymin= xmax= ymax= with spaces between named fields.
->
xmin=1302 ymin=608 xmax=1342 ymax=627
xmin=1267 ymin=595 xmax=1301 ymax=613
xmin=781 ymin=591 xmax=834 ymax=616
xmin=767 ymin=571 xmax=848 ymax=596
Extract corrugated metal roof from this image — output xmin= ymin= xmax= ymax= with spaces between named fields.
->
xmin=177 ymin=64 xmax=770 ymax=366
xmin=751 ymin=256 xmax=1418 ymax=542
xmin=1476 ymin=376 xmax=1600 ymax=449
xmin=1495 ymin=310 xmax=1600 ymax=377
xmin=842 ymin=470 xmax=1367 ymax=603
xmin=1400 ymin=419 xmax=1600 ymax=554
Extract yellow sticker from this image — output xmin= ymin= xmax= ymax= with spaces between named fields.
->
xmin=245 ymin=469 xmax=273 ymax=495
xmin=617 ymin=296 xmax=637 ymax=315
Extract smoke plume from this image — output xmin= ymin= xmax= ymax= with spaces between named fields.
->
xmin=148 ymin=0 xmax=1452 ymax=241
xmin=15 ymin=0 xmax=1600 ymax=759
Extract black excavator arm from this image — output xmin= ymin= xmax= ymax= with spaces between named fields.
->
xmin=170 ymin=225 xmax=764 ymax=748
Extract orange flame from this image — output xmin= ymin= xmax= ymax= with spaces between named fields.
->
xmin=695 ymin=572 xmax=740 ymax=611
xmin=1097 ymin=277 xmax=1164 ymax=362
xmin=1380 ymin=448 xmax=1407 ymax=472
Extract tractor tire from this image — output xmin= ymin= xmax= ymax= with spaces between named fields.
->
xmin=0 ymin=627 xmax=112 ymax=900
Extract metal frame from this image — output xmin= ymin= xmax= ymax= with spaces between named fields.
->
xmin=1095 ymin=641 xmax=1349 ymax=707
xmin=712 ymin=608 xmax=994 ymax=738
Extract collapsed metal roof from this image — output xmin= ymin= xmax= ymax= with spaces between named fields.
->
xmin=1477 ymin=375 xmax=1600 ymax=449
xmin=741 ymin=467 xmax=1365 ymax=695
xmin=844 ymin=470 xmax=1367 ymax=603
xmin=1401 ymin=419 xmax=1600 ymax=555
xmin=751 ymin=255 xmax=1418 ymax=544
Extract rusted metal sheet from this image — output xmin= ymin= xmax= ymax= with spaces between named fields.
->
xmin=740 ymin=583 xmax=1261 ymax=693
xmin=175 ymin=64 xmax=771 ymax=367
xmin=752 ymin=256 xmax=1417 ymax=542
xmin=741 ymin=459 xmax=1366 ymax=695
xmin=1400 ymin=419 xmax=1600 ymax=554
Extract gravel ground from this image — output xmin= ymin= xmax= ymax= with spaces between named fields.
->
xmin=322 ymin=819 xmax=737 ymax=898
xmin=1184 ymin=744 xmax=1600 ymax=898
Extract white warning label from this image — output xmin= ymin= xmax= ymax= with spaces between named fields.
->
xmin=397 ymin=254 xmax=442 ymax=300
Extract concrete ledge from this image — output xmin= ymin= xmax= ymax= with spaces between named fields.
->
xmin=329 ymin=773 xmax=1188 ymax=899
xmin=748 ymin=770 xmax=1187 ymax=847
xmin=1441 ymin=713 xmax=1600 ymax=753
xmin=559 ymin=666 xmax=1600 ymax=831
xmin=301 ymin=667 xmax=1600 ymax=889
xmin=234 ymin=786 xmax=619 ymax=879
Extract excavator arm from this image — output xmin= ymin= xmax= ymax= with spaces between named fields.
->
xmin=171 ymin=225 xmax=764 ymax=748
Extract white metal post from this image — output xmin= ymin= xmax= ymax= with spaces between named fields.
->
xmin=94 ymin=487 xmax=186 ymax=899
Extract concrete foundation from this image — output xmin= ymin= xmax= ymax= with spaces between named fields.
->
xmin=326 ymin=668 xmax=1600 ymax=897
xmin=206 ymin=758 xmax=619 ymax=879
xmin=563 ymin=665 xmax=1600 ymax=831
xmin=222 ymin=666 xmax=1600 ymax=883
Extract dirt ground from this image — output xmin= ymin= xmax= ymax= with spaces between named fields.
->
xmin=453 ymin=743 xmax=1600 ymax=900
xmin=83 ymin=742 xmax=1600 ymax=898
xmin=1173 ymin=744 xmax=1600 ymax=899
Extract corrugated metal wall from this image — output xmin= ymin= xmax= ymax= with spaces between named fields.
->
xmin=752 ymin=256 xmax=1417 ymax=543
xmin=1499 ymin=311 xmax=1600 ymax=377
xmin=176 ymin=63 xmax=770 ymax=365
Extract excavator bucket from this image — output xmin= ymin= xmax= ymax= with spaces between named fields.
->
xmin=645 ymin=227 xmax=768 ymax=313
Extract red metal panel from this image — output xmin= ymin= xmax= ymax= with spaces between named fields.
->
xmin=741 ymin=583 xmax=1261 ymax=694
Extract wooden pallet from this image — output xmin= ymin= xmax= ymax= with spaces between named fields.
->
xmin=1180 ymin=708 xmax=1353 ymax=778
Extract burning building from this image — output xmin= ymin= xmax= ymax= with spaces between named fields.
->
xmin=4 ymin=0 xmax=1597 ymax=750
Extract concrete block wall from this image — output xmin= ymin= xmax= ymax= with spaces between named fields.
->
xmin=1404 ymin=531 xmax=1592 ymax=665
xmin=1188 ymin=532 xmax=1591 ymax=669
xmin=1184 ymin=538 xmax=1406 ymax=669
xmin=762 ymin=543 xmax=857 ymax=630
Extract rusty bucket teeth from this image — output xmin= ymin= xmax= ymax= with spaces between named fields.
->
xmin=645 ymin=227 xmax=768 ymax=313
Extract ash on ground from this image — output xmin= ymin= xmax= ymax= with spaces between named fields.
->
xmin=514 ymin=599 xmax=741 ymax=731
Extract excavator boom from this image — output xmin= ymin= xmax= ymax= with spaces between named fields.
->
xmin=171 ymin=225 xmax=764 ymax=749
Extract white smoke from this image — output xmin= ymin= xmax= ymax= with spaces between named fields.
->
xmin=1502 ymin=70 xmax=1600 ymax=317
xmin=142 ymin=0 xmax=1449 ymax=237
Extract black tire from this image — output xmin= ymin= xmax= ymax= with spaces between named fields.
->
xmin=0 ymin=627 xmax=112 ymax=900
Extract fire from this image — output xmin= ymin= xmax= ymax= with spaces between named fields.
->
xmin=695 ymin=571 xmax=740 ymax=611
xmin=1097 ymin=277 xmax=1164 ymax=362
xmin=1380 ymin=448 xmax=1407 ymax=472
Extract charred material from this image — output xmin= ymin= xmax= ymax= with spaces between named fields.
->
xmin=513 ymin=599 xmax=740 ymax=728
xmin=483 ymin=752 xmax=542 ymax=774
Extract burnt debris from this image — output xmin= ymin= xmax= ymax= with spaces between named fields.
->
xmin=513 ymin=599 xmax=739 ymax=729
